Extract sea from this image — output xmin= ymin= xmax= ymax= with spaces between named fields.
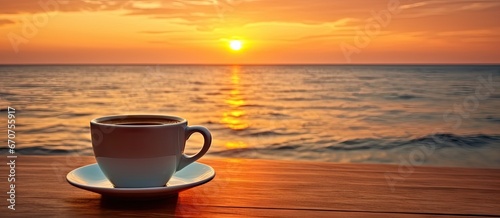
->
xmin=1 ymin=65 xmax=499 ymax=168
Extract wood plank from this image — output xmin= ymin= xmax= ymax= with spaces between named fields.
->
xmin=0 ymin=156 xmax=498 ymax=217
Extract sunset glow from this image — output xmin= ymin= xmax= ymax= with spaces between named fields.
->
xmin=0 ymin=0 xmax=499 ymax=64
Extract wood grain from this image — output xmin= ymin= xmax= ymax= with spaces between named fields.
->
xmin=0 ymin=156 xmax=498 ymax=217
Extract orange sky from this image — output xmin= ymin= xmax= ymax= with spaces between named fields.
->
xmin=0 ymin=0 xmax=499 ymax=64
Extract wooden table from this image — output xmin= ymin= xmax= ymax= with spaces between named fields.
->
xmin=1 ymin=156 xmax=499 ymax=217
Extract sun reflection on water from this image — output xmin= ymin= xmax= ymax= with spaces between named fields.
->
xmin=221 ymin=66 xmax=249 ymax=149
xmin=225 ymin=141 xmax=247 ymax=149
xmin=221 ymin=66 xmax=249 ymax=131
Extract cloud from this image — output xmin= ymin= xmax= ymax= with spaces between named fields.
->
xmin=138 ymin=30 xmax=184 ymax=34
xmin=116 ymin=1 xmax=384 ymax=31
xmin=399 ymin=0 xmax=500 ymax=18
xmin=0 ymin=0 xmax=130 ymax=14
xmin=4 ymin=0 xmax=492 ymax=32
xmin=437 ymin=29 xmax=495 ymax=37
xmin=0 ymin=19 xmax=15 ymax=26
xmin=2 ymin=0 xmax=500 ymax=45
xmin=434 ymin=28 xmax=500 ymax=43
xmin=2 ymin=0 xmax=498 ymax=23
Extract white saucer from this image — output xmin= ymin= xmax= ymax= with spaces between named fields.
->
xmin=66 ymin=162 xmax=215 ymax=198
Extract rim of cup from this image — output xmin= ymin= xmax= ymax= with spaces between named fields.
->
xmin=90 ymin=114 xmax=187 ymax=127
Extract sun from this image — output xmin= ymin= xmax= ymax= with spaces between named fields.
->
xmin=229 ymin=40 xmax=243 ymax=51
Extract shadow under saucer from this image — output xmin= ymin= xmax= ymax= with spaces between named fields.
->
xmin=99 ymin=193 xmax=179 ymax=211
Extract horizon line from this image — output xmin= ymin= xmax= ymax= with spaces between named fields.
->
xmin=1 ymin=63 xmax=500 ymax=66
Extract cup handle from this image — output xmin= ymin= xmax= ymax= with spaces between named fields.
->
xmin=177 ymin=126 xmax=212 ymax=171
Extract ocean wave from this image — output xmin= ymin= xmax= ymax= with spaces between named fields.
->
xmin=272 ymin=145 xmax=301 ymax=150
xmin=266 ymin=112 xmax=290 ymax=117
xmin=278 ymin=97 xmax=317 ymax=101
xmin=384 ymin=94 xmax=421 ymax=100
xmin=23 ymin=124 xmax=77 ymax=134
xmin=485 ymin=116 xmax=500 ymax=123
xmin=0 ymin=91 xmax=14 ymax=96
xmin=277 ymin=89 xmax=310 ymax=93
xmin=0 ymin=146 xmax=91 ymax=155
xmin=15 ymin=84 xmax=47 ymax=88
xmin=210 ymin=133 xmax=500 ymax=156
xmin=244 ymin=130 xmax=302 ymax=137
xmin=205 ymin=92 xmax=222 ymax=96
xmin=331 ymin=134 xmax=500 ymax=151
xmin=57 ymin=113 xmax=93 ymax=118
xmin=239 ymin=104 xmax=265 ymax=108
xmin=490 ymin=94 xmax=500 ymax=99
xmin=406 ymin=133 xmax=499 ymax=149
xmin=296 ymin=104 xmax=379 ymax=111
xmin=356 ymin=76 xmax=380 ymax=80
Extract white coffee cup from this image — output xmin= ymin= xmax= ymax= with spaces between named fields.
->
xmin=90 ymin=114 xmax=211 ymax=188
